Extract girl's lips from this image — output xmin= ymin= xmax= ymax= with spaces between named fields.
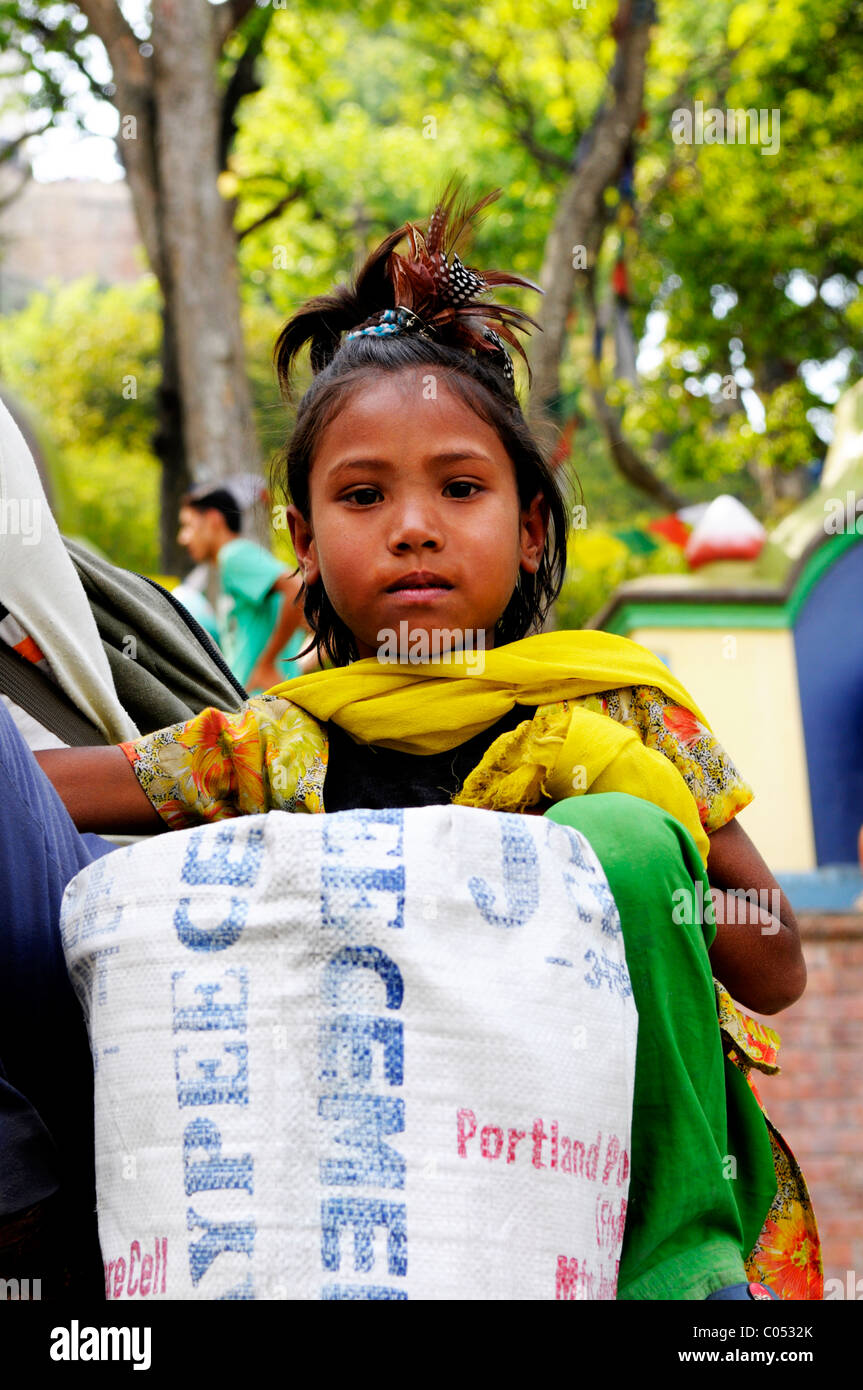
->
xmin=386 ymin=587 xmax=453 ymax=602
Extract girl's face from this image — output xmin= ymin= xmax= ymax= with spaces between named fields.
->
xmin=286 ymin=369 xmax=548 ymax=660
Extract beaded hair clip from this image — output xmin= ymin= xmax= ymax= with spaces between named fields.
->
xmin=345 ymin=183 xmax=542 ymax=383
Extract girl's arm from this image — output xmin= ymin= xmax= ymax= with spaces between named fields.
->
xmin=706 ymin=817 xmax=806 ymax=1015
xmin=35 ymin=746 xmax=166 ymax=834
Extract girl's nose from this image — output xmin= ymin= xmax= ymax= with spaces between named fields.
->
xmin=388 ymin=504 xmax=443 ymax=552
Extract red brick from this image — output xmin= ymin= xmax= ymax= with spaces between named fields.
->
xmin=725 ymin=914 xmax=863 ymax=1260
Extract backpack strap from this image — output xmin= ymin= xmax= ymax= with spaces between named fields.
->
xmin=62 ymin=538 xmax=249 ymax=733
xmin=135 ymin=574 xmax=247 ymax=704
xmin=0 ymin=643 xmax=108 ymax=747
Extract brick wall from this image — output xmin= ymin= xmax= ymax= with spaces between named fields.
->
xmin=750 ymin=913 xmax=863 ymax=1299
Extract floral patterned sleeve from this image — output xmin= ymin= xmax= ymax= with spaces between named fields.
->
xmin=576 ymin=684 xmax=754 ymax=833
xmin=119 ymin=696 xmax=329 ymax=830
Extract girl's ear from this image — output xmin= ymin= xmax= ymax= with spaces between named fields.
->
xmin=286 ymin=504 xmax=320 ymax=586
xmin=519 ymin=489 xmax=549 ymax=574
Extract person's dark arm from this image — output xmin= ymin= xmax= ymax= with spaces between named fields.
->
xmin=706 ymin=816 xmax=806 ymax=1015
xmin=246 ymin=571 xmax=307 ymax=692
xmin=34 ymin=746 xmax=166 ymax=835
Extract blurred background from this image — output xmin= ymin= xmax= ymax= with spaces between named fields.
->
xmin=0 ymin=0 xmax=861 ymax=1294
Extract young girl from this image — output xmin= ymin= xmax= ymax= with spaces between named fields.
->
xmin=28 ymin=185 xmax=815 ymax=1299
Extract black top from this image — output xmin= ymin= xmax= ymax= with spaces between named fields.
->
xmin=322 ymin=703 xmax=530 ymax=811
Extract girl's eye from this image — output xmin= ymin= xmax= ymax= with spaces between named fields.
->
xmin=444 ymin=480 xmax=481 ymax=498
xmin=345 ymin=487 xmax=381 ymax=506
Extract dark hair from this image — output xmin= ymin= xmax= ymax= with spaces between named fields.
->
xmin=270 ymin=186 xmax=572 ymax=667
xmin=181 ymin=485 xmax=242 ymax=536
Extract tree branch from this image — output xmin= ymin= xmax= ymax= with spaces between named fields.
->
xmin=0 ymin=117 xmax=53 ymax=165
xmin=579 ymin=244 xmax=683 ymax=509
xmin=218 ymin=8 xmax=275 ymax=169
xmin=588 ymin=381 xmax=684 ymax=508
xmin=478 ymin=61 xmax=573 ymax=174
xmin=395 ymin=13 xmax=573 ymax=177
xmin=15 ymin=14 xmax=115 ymax=103
xmin=212 ymin=0 xmax=261 ymax=53
xmin=640 ymin=35 xmax=753 ymax=215
xmin=236 ymin=183 xmax=307 ymax=241
xmin=529 ymin=0 xmax=655 ymax=418
xmin=67 ymin=3 xmax=162 ymax=281
xmin=445 ymin=39 xmax=572 ymax=175
xmin=74 ymin=0 xmax=149 ymax=86
xmin=0 ymin=163 xmax=33 ymax=213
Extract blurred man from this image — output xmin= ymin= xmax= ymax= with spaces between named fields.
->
xmin=177 ymin=484 xmax=310 ymax=692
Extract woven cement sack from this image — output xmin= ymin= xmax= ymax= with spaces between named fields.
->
xmin=60 ymin=805 xmax=637 ymax=1301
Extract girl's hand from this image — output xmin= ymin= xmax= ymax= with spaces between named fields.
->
xmin=705 ymin=817 xmax=806 ymax=1015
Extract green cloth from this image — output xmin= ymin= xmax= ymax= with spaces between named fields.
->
xmin=543 ymin=793 xmax=778 ymax=1300
xmin=216 ymin=539 xmax=305 ymax=690
xmin=613 ymin=526 xmax=660 ymax=556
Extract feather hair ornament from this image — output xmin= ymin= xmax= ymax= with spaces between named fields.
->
xmin=274 ymin=181 xmax=542 ymax=394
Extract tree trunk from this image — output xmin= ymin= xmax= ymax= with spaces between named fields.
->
xmin=154 ymin=302 xmax=191 ymax=575
xmin=152 ymin=0 xmax=259 ymax=485
xmin=581 ymin=256 xmax=683 ymax=510
xmin=76 ymin=0 xmax=262 ymax=568
xmin=588 ymin=382 xmax=683 ymax=510
xmin=529 ymin=2 xmax=654 ymax=424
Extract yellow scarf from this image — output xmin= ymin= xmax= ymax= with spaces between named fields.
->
xmin=269 ymin=630 xmax=711 ymax=864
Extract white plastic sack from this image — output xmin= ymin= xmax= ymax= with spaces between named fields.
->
xmin=61 ymin=805 xmax=638 ymax=1301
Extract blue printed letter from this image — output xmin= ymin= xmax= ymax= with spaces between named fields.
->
xmin=321 ymin=1198 xmax=407 ymax=1277
xmin=175 ymin=1041 xmax=249 ymax=1107
xmin=468 ymin=819 xmax=539 ymax=928
xmin=187 ymin=1207 xmax=255 ymax=1286
xmin=174 ymin=897 xmax=248 ymax=953
xmin=322 ymin=946 xmax=403 ymax=1010
xmin=181 ymin=824 xmax=264 ymax=888
xmin=183 ymin=1118 xmax=253 ymax=1195
xmin=319 ymin=1095 xmax=406 ymax=1188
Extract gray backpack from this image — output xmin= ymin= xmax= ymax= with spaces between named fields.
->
xmin=0 ymin=538 xmax=247 ymax=746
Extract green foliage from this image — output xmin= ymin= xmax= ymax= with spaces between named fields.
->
xmin=0 ymin=1 xmax=107 ymax=130
xmin=231 ymin=1 xmax=581 ymax=314
xmin=627 ymin=0 xmax=863 ymax=494
xmin=52 ymin=439 xmax=161 ymax=574
xmin=229 ymin=0 xmax=861 ymax=527
xmin=0 ymin=275 xmax=162 ymax=568
xmin=242 ymin=297 xmax=291 ymax=457
xmin=556 ymin=526 xmax=689 ymax=631
xmin=5 ymin=0 xmax=862 ymax=597
xmin=0 ymin=276 xmax=161 ymax=451
xmin=0 ymin=278 xmax=290 ymax=571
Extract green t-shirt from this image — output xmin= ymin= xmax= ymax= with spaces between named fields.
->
xmin=216 ymin=538 xmax=305 ymax=691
